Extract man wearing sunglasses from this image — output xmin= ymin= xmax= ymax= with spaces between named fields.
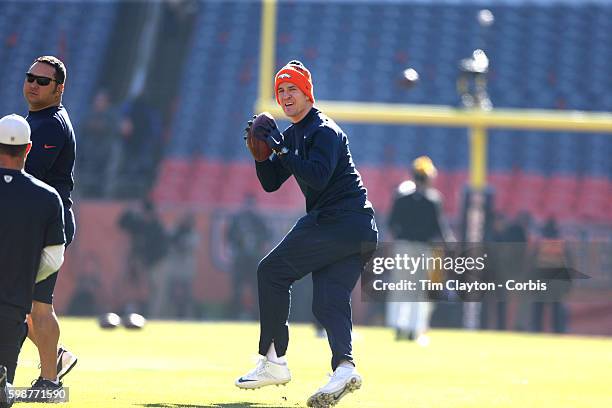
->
xmin=22 ymin=56 xmax=77 ymax=393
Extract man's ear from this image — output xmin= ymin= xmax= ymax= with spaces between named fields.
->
xmin=55 ymin=83 xmax=65 ymax=95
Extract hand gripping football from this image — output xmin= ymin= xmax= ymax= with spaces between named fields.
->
xmin=246 ymin=112 xmax=276 ymax=162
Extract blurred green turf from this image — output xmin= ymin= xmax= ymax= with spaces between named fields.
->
xmin=12 ymin=318 xmax=612 ymax=407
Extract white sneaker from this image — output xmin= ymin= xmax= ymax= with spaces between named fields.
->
xmin=235 ymin=357 xmax=291 ymax=389
xmin=56 ymin=346 xmax=78 ymax=381
xmin=307 ymin=365 xmax=362 ymax=407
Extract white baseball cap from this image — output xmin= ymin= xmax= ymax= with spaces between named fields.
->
xmin=0 ymin=114 xmax=31 ymax=145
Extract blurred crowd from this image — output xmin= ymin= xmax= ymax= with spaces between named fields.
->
xmin=77 ymin=89 xmax=164 ymax=199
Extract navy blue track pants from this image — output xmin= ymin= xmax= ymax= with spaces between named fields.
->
xmin=257 ymin=209 xmax=378 ymax=370
xmin=0 ymin=316 xmax=28 ymax=384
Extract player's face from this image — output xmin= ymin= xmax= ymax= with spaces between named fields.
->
xmin=277 ymin=82 xmax=311 ymax=123
xmin=23 ymin=62 xmax=63 ymax=111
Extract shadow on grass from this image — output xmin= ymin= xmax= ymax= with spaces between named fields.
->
xmin=140 ymin=403 xmax=291 ymax=408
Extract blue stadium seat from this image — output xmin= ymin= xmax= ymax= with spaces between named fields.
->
xmin=0 ymin=2 xmax=118 ymax=126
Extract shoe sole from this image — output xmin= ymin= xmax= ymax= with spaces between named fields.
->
xmin=235 ymin=378 xmax=290 ymax=390
xmin=57 ymin=350 xmax=78 ymax=381
xmin=307 ymin=376 xmax=362 ymax=408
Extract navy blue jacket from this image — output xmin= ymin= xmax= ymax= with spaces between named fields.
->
xmin=255 ymin=108 xmax=373 ymax=214
xmin=388 ymin=181 xmax=452 ymax=243
xmin=0 ymin=168 xmax=65 ymax=322
xmin=25 ymin=104 xmax=76 ymax=210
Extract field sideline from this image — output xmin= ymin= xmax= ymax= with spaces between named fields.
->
xmin=12 ymin=318 xmax=612 ymax=407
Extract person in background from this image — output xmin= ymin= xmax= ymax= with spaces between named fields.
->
xmin=78 ymin=89 xmax=122 ymax=198
xmin=227 ymin=194 xmax=270 ymax=319
xmin=387 ymin=156 xmax=454 ymax=344
xmin=531 ymin=217 xmax=570 ymax=333
xmin=23 ymin=55 xmax=78 ymax=390
xmin=480 ymin=212 xmax=509 ymax=330
xmin=0 ymin=114 xmax=65 ymax=405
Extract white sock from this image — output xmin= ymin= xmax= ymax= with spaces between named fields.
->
xmin=337 ymin=361 xmax=355 ymax=370
xmin=266 ymin=342 xmax=287 ymax=365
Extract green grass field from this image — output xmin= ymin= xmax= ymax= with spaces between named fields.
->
xmin=12 ymin=318 xmax=612 ymax=407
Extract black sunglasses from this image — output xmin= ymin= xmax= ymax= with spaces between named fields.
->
xmin=25 ymin=73 xmax=58 ymax=86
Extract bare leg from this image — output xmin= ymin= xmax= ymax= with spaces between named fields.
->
xmin=29 ymin=301 xmax=59 ymax=380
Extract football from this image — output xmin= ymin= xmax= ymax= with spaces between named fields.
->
xmin=246 ymin=112 xmax=275 ymax=161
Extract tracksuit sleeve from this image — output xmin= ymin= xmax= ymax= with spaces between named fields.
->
xmin=255 ymin=156 xmax=292 ymax=192
xmin=25 ymin=120 xmax=66 ymax=180
xmin=278 ymin=128 xmax=338 ymax=191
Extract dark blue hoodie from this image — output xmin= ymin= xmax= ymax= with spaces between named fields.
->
xmin=25 ymin=104 xmax=75 ymax=210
